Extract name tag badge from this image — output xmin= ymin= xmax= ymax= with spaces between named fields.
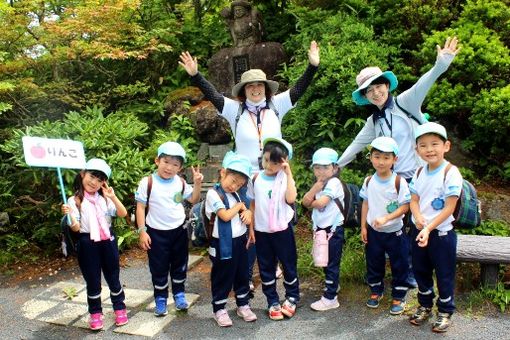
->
xmin=208 ymin=246 xmax=216 ymax=257
xmin=174 ymin=192 xmax=183 ymax=203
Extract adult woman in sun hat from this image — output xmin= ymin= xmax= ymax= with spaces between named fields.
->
xmin=179 ymin=40 xmax=319 ymax=173
xmin=337 ymin=37 xmax=460 ymax=180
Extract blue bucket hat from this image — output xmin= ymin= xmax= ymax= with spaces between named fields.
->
xmin=157 ymin=141 xmax=186 ymax=161
xmin=262 ymin=137 xmax=293 ymax=160
xmin=312 ymin=148 xmax=339 ymax=166
xmin=222 ymin=151 xmax=252 ymax=178
xmin=370 ymin=137 xmax=399 ymax=156
xmin=352 ymin=66 xmax=398 ymax=106
xmin=85 ymin=158 xmax=112 ymax=179
xmin=415 ymin=122 xmax=447 ymax=141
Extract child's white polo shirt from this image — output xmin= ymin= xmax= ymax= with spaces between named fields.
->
xmin=205 ymin=188 xmax=247 ymax=238
xmin=360 ymin=172 xmax=411 ymax=233
xmin=409 ymin=161 xmax=462 ymax=232
xmin=312 ymin=177 xmax=345 ymax=230
xmin=221 ymin=92 xmax=294 ymax=171
xmin=68 ymin=195 xmax=116 ymax=233
xmin=248 ymin=172 xmax=294 ymax=233
xmin=135 ymin=173 xmax=193 ymax=230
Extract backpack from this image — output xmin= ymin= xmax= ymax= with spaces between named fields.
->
xmin=416 ymin=164 xmax=481 ymax=229
xmin=61 ymin=215 xmax=79 ymax=257
xmin=234 ymin=99 xmax=280 ymax=137
xmin=373 ymin=97 xmax=425 ymax=128
xmin=330 ymin=180 xmax=362 ymax=228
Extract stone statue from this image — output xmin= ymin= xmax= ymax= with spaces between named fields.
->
xmin=221 ymin=0 xmax=263 ymax=47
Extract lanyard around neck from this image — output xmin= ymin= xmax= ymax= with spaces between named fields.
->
xmin=248 ymin=109 xmax=266 ymax=151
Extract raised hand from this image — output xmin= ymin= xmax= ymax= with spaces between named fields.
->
xmin=102 ymin=182 xmax=116 ymax=199
xmin=281 ymin=160 xmax=292 ymax=177
xmin=191 ymin=165 xmax=204 ymax=184
xmin=308 ymin=40 xmax=320 ymax=66
xmin=178 ymin=51 xmax=199 ymax=76
xmin=437 ymin=36 xmax=460 ymax=57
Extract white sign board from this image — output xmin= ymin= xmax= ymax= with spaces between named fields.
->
xmin=22 ymin=136 xmax=86 ymax=169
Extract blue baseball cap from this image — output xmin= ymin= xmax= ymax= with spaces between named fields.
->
xmin=370 ymin=136 xmax=399 ymax=156
xmin=262 ymin=137 xmax=293 ymax=160
xmin=85 ymin=158 xmax=112 ymax=179
xmin=312 ymin=148 xmax=339 ymax=166
xmin=222 ymin=151 xmax=252 ymax=178
xmin=157 ymin=141 xmax=186 ymax=161
xmin=415 ymin=122 xmax=447 ymax=141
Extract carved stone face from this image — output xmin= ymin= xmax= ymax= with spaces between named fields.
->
xmin=233 ymin=5 xmax=247 ymax=19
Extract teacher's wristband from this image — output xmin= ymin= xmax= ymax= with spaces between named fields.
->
xmin=136 ymin=226 xmax=147 ymax=234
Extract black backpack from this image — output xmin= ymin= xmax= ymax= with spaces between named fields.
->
xmin=61 ymin=216 xmax=79 ymax=257
xmin=332 ymin=181 xmax=362 ymax=228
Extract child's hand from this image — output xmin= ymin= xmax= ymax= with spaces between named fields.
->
xmin=437 ymin=36 xmax=460 ymax=57
xmin=416 ymin=227 xmax=430 ymax=247
xmin=139 ymin=230 xmax=151 ymax=251
xmin=61 ymin=204 xmax=71 ymax=215
xmin=373 ymin=215 xmax=388 ymax=229
xmin=308 ymin=40 xmax=320 ymax=66
xmin=178 ymin=51 xmax=199 ymax=76
xmin=281 ymin=160 xmax=292 ymax=176
xmin=191 ymin=165 xmax=204 ymax=185
xmin=240 ymin=209 xmax=252 ymax=225
xmin=361 ymin=226 xmax=368 ymax=244
xmin=414 ymin=215 xmax=427 ymax=230
xmin=102 ymin=182 xmax=116 ymax=199
xmin=312 ymin=179 xmax=325 ymax=191
xmin=246 ymin=228 xmax=256 ymax=249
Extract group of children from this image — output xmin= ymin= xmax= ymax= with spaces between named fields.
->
xmin=61 ymin=121 xmax=461 ymax=333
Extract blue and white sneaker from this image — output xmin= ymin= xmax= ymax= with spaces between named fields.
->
xmin=154 ymin=296 xmax=168 ymax=316
xmin=174 ymin=292 xmax=189 ymax=311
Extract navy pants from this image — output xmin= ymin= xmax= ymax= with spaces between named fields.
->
xmin=411 ymin=226 xmax=457 ymax=314
xmin=366 ymin=226 xmax=409 ymax=300
xmin=318 ymin=226 xmax=345 ymax=300
xmin=209 ymin=235 xmax=250 ymax=312
xmin=77 ymin=231 xmax=125 ymax=314
xmin=147 ymin=225 xmax=188 ymax=299
xmin=255 ymin=226 xmax=299 ymax=307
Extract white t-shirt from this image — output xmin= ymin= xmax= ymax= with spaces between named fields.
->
xmin=68 ymin=195 xmax=116 ymax=233
xmin=135 ymin=174 xmax=193 ymax=230
xmin=409 ymin=161 xmax=463 ymax=232
xmin=221 ymin=91 xmax=294 ymax=174
xmin=205 ymin=188 xmax=247 ymax=238
xmin=248 ymin=172 xmax=294 ymax=233
xmin=360 ymin=173 xmax=411 ymax=233
xmin=311 ymin=177 xmax=345 ymax=229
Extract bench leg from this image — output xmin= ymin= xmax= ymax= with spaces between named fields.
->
xmin=480 ymin=264 xmax=499 ymax=289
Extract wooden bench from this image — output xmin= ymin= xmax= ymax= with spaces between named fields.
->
xmin=457 ymin=234 xmax=510 ymax=288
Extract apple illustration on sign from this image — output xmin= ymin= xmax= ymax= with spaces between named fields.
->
xmin=30 ymin=144 xmax=46 ymax=159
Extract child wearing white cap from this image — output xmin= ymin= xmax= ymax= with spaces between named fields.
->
xmin=302 ymin=147 xmax=345 ymax=311
xmin=408 ymin=122 xmax=462 ymax=333
xmin=205 ymin=151 xmax=256 ymax=327
xmin=359 ymin=137 xmax=411 ymax=315
xmin=135 ymin=141 xmax=203 ymax=316
xmin=61 ymin=158 xmax=129 ymax=330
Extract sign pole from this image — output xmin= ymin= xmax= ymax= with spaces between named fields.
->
xmin=57 ymin=167 xmax=71 ymax=225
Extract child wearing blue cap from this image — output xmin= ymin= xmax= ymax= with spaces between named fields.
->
xmin=205 ymin=151 xmax=256 ymax=327
xmin=248 ymin=137 xmax=299 ymax=320
xmin=61 ymin=158 xmax=129 ymax=330
xmin=408 ymin=122 xmax=462 ymax=333
xmin=135 ymin=141 xmax=203 ymax=316
xmin=359 ymin=137 xmax=411 ymax=315
xmin=302 ymin=147 xmax=345 ymax=311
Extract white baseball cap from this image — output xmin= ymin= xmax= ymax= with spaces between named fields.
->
xmin=370 ymin=137 xmax=399 ymax=156
xmin=85 ymin=158 xmax=112 ymax=179
xmin=415 ymin=122 xmax=447 ymax=141
xmin=157 ymin=141 xmax=186 ymax=161
xmin=312 ymin=148 xmax=339 ymax=165
xmin=222 ymin=151 xmax=252 ymax=178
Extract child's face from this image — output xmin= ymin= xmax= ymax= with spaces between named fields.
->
xmin=261 ymin=151 xmax=285 ymax=176
xmin=244 ymin=82 xmax=266 ymax=103
xmin=155 ymin=155 xmax=183 ymax=179
xmin=364 ymin=83 xmax=389 ymax=108
xmin=369 ymin=150 xmax=397 ymax=175
xmin=81 ymin=171 xmax=106 ymax=194
xmin=313 ymin=164 xmax=336 ymax=181
xmin=416 ymin=134 xmax=450 ymax=169
xmin=220 ymin=170 xmax=247 ymax=193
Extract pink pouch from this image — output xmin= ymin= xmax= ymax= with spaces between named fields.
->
xmin=312 ymin=230 xmax=330 ymax=267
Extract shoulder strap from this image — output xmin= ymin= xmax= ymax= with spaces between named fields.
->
xmin=234 ymin=103 xmax=244 ymax=137
xmin=416 ymin=166 xmax=424 ymax=179
xmin=145 ymin=175 xmax=153 ymax=214
xmin=267 ymin=99 xmax=279 ymax=118
xmin=395 ymin=174 xmax=401 ymax=194
xmin=180 ymin=176 xmax=186 ymax=195
xmin=443 ymin=163 xmax=452 ymax=183
xmin=395 ymin=97 xmax=422 ymax=125
xmin=252 ymin=172 xmax=259 ymax=185
xmin=366 ymin=175 xmax=372 ymax=188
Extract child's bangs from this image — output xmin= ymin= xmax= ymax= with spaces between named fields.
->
xmin=89 ymin=170 xmax=108 ymax=181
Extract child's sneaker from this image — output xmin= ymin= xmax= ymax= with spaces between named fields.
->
xmin=236 ymin=305 xmax=257 ymax=322
xmin=281 ymin=298 xmax=297 ymax=318
xmin=89 ymin=312 xmax=104 ymax=331
xmin=268 ymin=303 xmax=284 ymax=320
xmin=432 ymin=312 xmax=452 ymax=332
xmin=389 ymin=299 xmax=406 ymax=315
xmin=409 ymin=306 xmax=432 ymax=325
xmin=114 ymin=309 xmax=129 ymax=326
xmin=214 ymin=309 xmax=233 ymax=327
xmin=154 ymin=296 xmax=168 ymax=316
xmin=366 ymin=294 xmax=383 ymax=308
xmin=173 ymin=292 xmax=189 ymax=311
xmin=310 ymin=296 xmax=340 ymax=311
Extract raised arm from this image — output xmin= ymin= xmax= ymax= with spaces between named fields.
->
xmin=289 ymin=41 xmax=320 ymax=104
xmin=179 ymin=51 xmax=225 ymax=111
xmin=337 ymin=117 xmax=377 ymax=168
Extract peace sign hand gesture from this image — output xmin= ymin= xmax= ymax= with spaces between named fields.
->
xmin=179 ymin=51 xmax=199 ymax=76
xmin=191 ymin=165 xmax=204 ymax=185
xmin=102 ymin=182 xmax=116 ymax=199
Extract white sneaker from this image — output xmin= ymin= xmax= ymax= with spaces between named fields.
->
xmin=310 ymin=296 xmax=340 ymax=311
xmin=214 ymin=309 xmax=232 ymax=327
xmin=236 ymin=305 xmax=257 ymax=322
